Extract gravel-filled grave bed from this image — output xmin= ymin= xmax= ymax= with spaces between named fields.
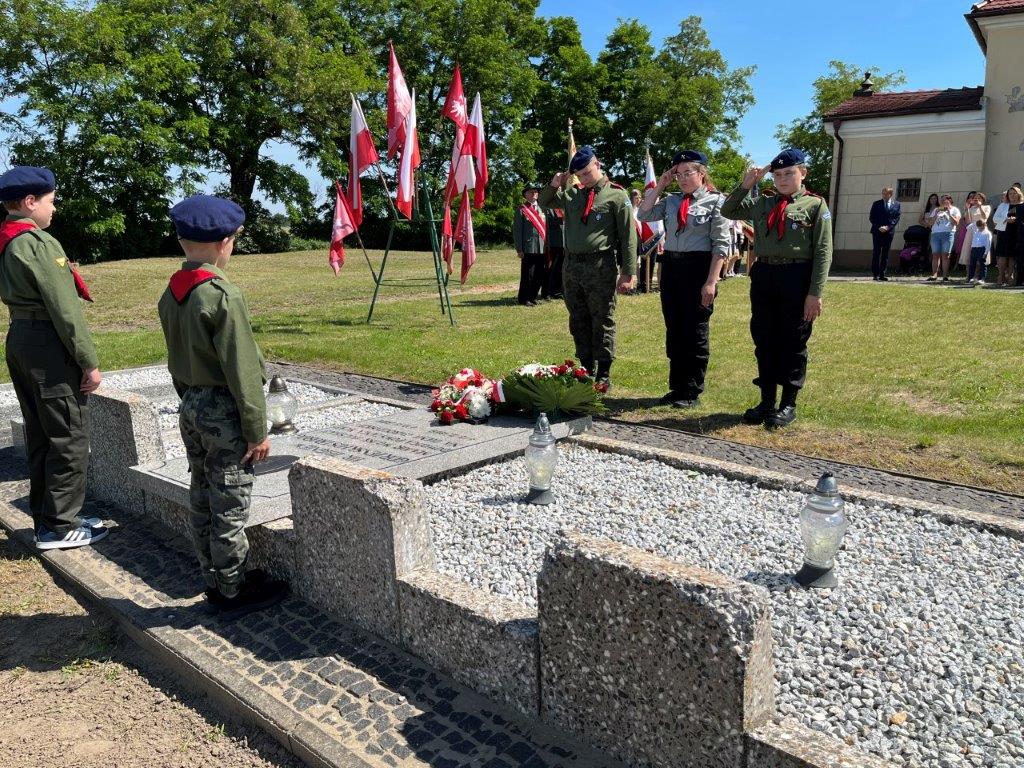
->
xmin=423 ymin=444 xmax=1023 ymax=768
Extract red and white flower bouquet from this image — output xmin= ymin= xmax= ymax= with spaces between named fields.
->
xmin=430 ymin=368 xmax=499 ymax=425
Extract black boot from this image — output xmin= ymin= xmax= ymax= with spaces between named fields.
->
xmin=767 ymin=387 xmax=798 ymax=429
xmin=579 ymin=357 xmax=595 ymax=377
xmin=210 ymin=573 xmax=289 ymax=620
xmin=595 ymin=360 xmax=612 ymax=392
xmin=743 ymin=386 xmax=777 ymax=424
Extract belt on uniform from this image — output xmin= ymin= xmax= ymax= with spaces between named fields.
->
xmin=663 ymin=250 xmax=712 ymax=258
xmin=566 ymin=249 xmax=615 ymax=258
xmin=759 ymin=257 xmax=811 ymax=266
xmin=8 ymin=308 xmax=51 ymax=321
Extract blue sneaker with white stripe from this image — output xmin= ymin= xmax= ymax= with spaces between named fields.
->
xmin=35 ymin=524 xmax=108 ymax=551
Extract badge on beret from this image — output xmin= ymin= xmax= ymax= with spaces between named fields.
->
xmin=791 ymin=222 xmax=799 ymax=230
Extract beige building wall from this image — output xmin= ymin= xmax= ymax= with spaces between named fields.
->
xmin=978 ymin=15 xmax=1024 ymax=196
xmin=825 ymin=115 xmax=984 ymax=266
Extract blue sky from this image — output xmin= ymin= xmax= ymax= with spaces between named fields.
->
xmin=267 ymin=0 xmax=986 ymax=209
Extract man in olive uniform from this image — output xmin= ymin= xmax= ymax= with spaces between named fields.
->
xmin=721 ymin=149 xmax=833 ymax=428
xmin=0 ymin=166 xmax=107 ymax=550
xmin=513 ymin=184 xmax=547 ymax=306
xmin=539 ymin=146 xmax=637 ymax=390
xmin=159 ymin=195 xmax=287 ymax=618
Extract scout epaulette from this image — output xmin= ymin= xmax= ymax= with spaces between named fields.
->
xmin=609 ymin=181 xmax=625 ymax=190
xmin=169 ymin=269 xmax=219 ymax=304
xmin=0 ymin=221 xmax=35 ymax=254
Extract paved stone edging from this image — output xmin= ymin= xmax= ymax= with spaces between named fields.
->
xmin=268 ymin=362 xmax=1024 ymax=522
xmin=0 ymin=466 xmax=617 ymax=768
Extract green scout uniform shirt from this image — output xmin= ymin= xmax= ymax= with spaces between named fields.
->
xmin=158 ymin=262 xmax=268 ymax=443
xmin=0 ymin=215 xmax=99 ymax=369
xmin=539 ymin=177 xmax=638 ymax=276
xmin=720 ymin=185 xmax=833 ymax=297
xmin=513 ymin=204 xmax=545 ymax=255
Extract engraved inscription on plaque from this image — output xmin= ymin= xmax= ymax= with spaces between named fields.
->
xmin=294 ymin=421 xmax=471 ymax=468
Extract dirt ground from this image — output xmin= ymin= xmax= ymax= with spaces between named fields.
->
xmin=0 ymin=527 xmax=306 ymax=768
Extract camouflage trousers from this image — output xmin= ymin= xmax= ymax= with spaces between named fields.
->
xmin=179 ymin=386 xmax=254 ymax=598
xmin=563 ymin=250 xmax=619 ymax=363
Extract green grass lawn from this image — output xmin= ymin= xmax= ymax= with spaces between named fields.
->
xmin=3 ymin=248 xmax=1022 ymax=492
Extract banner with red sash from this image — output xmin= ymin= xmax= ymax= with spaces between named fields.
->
xmin=519 ymin=204 xmax=546 ymax=243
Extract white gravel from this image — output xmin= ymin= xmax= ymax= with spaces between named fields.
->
xmin=0 ymin=388 xmax=20 ymax=410
xmin=159 ymin=400 xmax=400 ymax=458
xmin=423 ymin=444 xmax=1024 ymax=768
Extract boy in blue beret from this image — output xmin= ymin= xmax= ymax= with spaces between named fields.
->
xmin=721 ymin=149 xmax=833 ymax=428
xmin=158 ymin=194 xmax=288 ymax=618
xmin=0 ymin=166 xmax=106 ymax=550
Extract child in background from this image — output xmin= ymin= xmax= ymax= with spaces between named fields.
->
xmin=968 ymin=218 xmax=992 ymax=285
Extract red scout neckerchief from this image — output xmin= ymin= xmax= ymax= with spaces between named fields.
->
xmin=0 ymin=220 xmax=94 ymax=302
xmin=581 ymin=187 xmax=596 ymax=224
xmin=766 ymin=193 xmax=796 ymax=241
xmin=676 ymin=193 xmax=696 ymax=234
xmin=520 ymin=204 xmax=547 ymax=243
xmin=169 ymin=268 xmax=219 ymax=304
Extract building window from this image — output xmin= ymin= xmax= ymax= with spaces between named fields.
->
xmin=896 ymin=178 xmax=921 ymax=202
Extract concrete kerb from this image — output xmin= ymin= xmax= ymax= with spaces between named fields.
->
xmin=570 ymin=433 xmax=1024 ymax=541
xmin=0 ymin=499 xmax=375 ymax=768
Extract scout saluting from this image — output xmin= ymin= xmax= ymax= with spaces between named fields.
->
xmin=158 ymin=195 xmax=288 ymax=618
xmin=539 ymin=146 xmax=637 ymax=391
xmin=0 ymin=166 xmax=106 ymax=550
xmin=720 ymin=149 xmax=833 ymax=428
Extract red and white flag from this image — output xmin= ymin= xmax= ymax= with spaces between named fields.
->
xmin=395 ymin=88 xmax=420 ymax=220
xmin=386 ymin=42 xmax=412 ymax=160
xmin=329 ymin=180 xmax=356 ymax=276
xmin=440 ymin=200 xmax=455 ymax=274
xmin=454 ymin=188 xmax=476 ymax=284
xmin=442 ymin=65 xmax=474 ymax=202
xmin=347 ymin=94 xmax=379 ymax=227
xmin=641 ymin=151 xmax=664 ymax=248
xmin=462 ymin=93 xmax=488 ymax=209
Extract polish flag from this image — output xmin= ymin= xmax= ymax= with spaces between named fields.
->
xmin=455 ymin=188 xmax=476 ymax=284
xmin=641 ymin=152 xmax=664 ymax=243
xmin=386 ymin=42 xmax=412 ymax=160
xmin=329 ymin=180 xmax=356 ymax=276
xmin=462 ymin=93 xmax=488 ymax=209
xmin=395 ymin=89 xmax=420 ymax=220
xmin=347 ymin=94 xmax=379 ymax=227
xmin=440 ymin=199 xmax=455 ymax=274
xmin=442 ymin=65 xmax=474 ymax=202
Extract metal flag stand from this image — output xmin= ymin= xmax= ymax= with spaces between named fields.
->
xmin=365 ymin=170 xmax=454 ymax=326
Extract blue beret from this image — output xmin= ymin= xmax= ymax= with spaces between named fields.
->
xmin=770 ymin=149 xmax=806 ymax=171
xmin=569 ymin=146 xmax=596 ymax=173
xmin=522 ymin=182 xmax=542 ymax=194
xmin=0 ymin=166 xmax=56 ymax=201
xmin=170 ymin=195 xmax=246 ymax=242
xmin=672 ymin=150 xmax=708 ymax=166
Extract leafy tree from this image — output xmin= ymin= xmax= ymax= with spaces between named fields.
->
xmin=598 ymin=17 xmax=755 ymax=183
xmin=775 ymin=61 xmax=906 ymax=195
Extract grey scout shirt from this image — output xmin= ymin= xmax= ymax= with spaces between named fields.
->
xmin=638 ymin=186 xmax=730 ymax=257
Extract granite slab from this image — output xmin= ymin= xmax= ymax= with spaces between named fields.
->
xmin=131 ymin=408 xmax=591 ymax=527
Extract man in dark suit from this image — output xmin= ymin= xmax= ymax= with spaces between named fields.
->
xmin=869 ymin=186 xmax=900 ymax=281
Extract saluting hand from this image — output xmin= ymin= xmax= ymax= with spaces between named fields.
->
xmin=741 ymin=165 xmax=769 ymax=190
xmin=550 ymin=171 xmax=569 ymax=188
xmin=657 ymin=168 xmax=676 ymax=190
xmin=803 ymin=295 xmax=823 ymax=323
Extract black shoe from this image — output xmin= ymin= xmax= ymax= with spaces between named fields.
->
xmin=872 ymin=276 xmax=879 ymax=281
xmin=659 ymin=391 xmax=680 ymax=405
xmin=879 ymin=276 xmax=889 ymax=282
xmin=766 ymin=405 xmax=797 ymax=429
xmin=942 ymin=276 xmax=950 ymax=282
xmin=671 ymin=397 xmax=700 ymax=409
xmin=743 ymin=401 xmax=775 ymax=424
xmin=595 ymin=361 xmax=612 ymax=393
xmin=926 ymin=276 xmax=937 ymax=281
xmin=213 ymin=576 xmax=289 ymax=620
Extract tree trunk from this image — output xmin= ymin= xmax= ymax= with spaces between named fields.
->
xmin=228 ymin=147 xmax=260 ymax=203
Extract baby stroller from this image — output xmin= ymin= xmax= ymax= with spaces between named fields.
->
xmin=898 ymin=225 xmax=930 ymax=275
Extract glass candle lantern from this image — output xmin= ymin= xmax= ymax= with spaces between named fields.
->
xmin=524 ymin=412 xmax=557 ymax=505
xmin=266 ymin=376 xmax=298 ymax=434
xmin=795 ymin=472 xmax=848 ymax=589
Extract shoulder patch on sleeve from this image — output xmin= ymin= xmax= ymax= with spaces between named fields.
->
xmin=822 ymin=210 xmax=832 ymax=221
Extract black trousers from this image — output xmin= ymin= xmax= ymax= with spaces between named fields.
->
xmin=543 ymin=248 xmax=564 ymax=298
xmin=1016 ymin=247 xmax=1024 ymax=287
xmin=749 ymin=261 xmax=814 ymax=392
xmin=871 ymin=232 xmax=894 ymax=278
xmin=6 ymin=319 xmax=90 ymax=536
xmin=517 ymin=252 xmax=546 ymax=304
xmin=660 ymin=251 xmax=714 ymax=398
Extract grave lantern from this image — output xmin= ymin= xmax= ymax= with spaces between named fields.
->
xmin=523 ymin=412 xmax=557 ymax=505
xmin=795 ymin=472 xmax=848 ymax=589
xmin=266 ymin=376 xmax=298 ymax=434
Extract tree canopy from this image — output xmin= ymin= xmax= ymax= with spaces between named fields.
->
xmin=0 ymin=0 xmax=760 ymax=259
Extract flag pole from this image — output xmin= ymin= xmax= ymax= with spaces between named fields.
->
xmin=344 ymin=175 xmax=378 ymax=283
xmin=564 ymin=118 xmax=575 ymax=190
